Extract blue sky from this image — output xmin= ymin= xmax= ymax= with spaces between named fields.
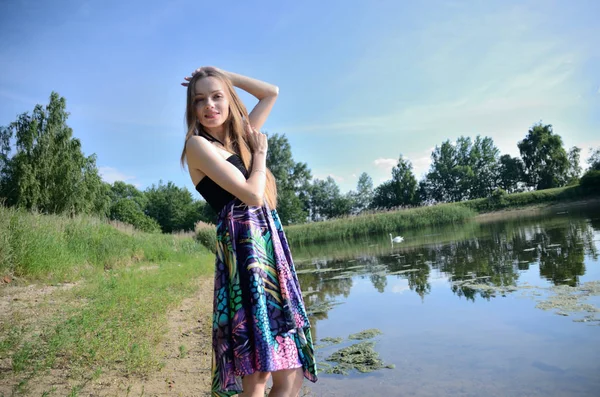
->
xmin=1 ymin=0 xmax=599 ymax=195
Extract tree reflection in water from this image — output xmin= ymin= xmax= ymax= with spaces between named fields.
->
xmin=295 ymin=214 xmax=599 ymax=329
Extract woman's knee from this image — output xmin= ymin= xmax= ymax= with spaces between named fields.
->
xmin=271 ymin=367 xmax=303 ymax=392
xmin=242 ymin=371 xmax=270 ymax=392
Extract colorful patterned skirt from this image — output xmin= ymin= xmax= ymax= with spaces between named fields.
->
xmin=210 ymin=199 xmax=318 ymax=396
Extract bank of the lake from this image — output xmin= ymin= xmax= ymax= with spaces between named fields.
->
xmin=282 ymin=184 xmax=600 ymax=246
xmin=0 ymin=206 xmax=216 ymax=396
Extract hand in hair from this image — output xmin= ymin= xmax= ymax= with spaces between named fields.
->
xmin=245 ymin=123 xmax=268 ymax=155
xmin=181 ymin=66 xmax=224 ymax=86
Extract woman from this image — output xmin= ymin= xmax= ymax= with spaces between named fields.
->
xmin=180 ymin=67 xmax=318 ymax=397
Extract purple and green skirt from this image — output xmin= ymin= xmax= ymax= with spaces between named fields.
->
xmin=210 ymin=199 xmax=318 ymax=396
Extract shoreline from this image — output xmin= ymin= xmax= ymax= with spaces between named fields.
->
xmin=473 ymin=196 xmax=600 ymax=223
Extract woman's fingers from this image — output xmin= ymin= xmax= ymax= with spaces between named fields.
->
xmin=181 ymin=76 xmax=192 ymax=87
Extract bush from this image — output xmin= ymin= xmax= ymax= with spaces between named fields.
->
xmin=580 ymin=170 xmax=600 ymax=193
xmin=195 ymin=221 xmax=216 ymax=253
xmin=0 ymin=205 xmax=209 ymax=281
xmin=110 ymin=199 xmax=161 ymax=233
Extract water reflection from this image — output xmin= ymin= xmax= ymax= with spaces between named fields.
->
xmin=296 ymin=214 xmax=599 ymax=321
xmin=295 ymin=209 xmax=600 ymax=396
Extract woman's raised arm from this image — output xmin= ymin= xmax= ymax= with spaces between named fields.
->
xmin=183 ymin=67 xmax=278 ymax=131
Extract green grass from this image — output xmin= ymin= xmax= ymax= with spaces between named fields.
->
xmin=0 ymin=206 xmax=215 ymax=395
xmin=178 ymin=344 xmax=188 ymax=359
xmin=227 ymin=184 xmax=598 ymax=247
xmin=456 ymin=185 xmax=590 ymax=213
xmin=284 ymin=203 xmax=476 ymax=246
xmin=2 ymin=253 xmax=214 ymax=395
xmin=0 ymin=205 xmax=209 ymax=283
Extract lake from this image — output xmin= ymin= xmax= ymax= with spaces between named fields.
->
xmin=293 ymin=204 xmax=600 ymax=397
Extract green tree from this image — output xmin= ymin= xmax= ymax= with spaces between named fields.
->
xmin=469 ymin=136 xmax=500 ymax=198
xmin=421 ymin=141 xmax=462 ymax=202
xmin=498 ymin=155 xmax=525 ymax=193
xmin=350 ymin=172 xmax=374 ymax=214
xmin=517 ymin=123 xmax=569 ymax=190
xmin=309 ymin=177 xmax=352 ymax=220
xmin=110 ymin=198 xmax=161 ymax=233
xmin=586 ymin=147 xmax=600 ymax=171
xmin=371 ymin=156 xmax=418 ymax=209
xmin=144 ymin=180 xmax=203 ymax=233
xmin=109 ymin=181 xmax=147 ymax=208
xmin=418 ymin=179 xmax=433 ymax=204
xmin=391 ymin=156 xmax=418 ymax=206
xmin=566 ymin=146 xmax=582 ymax=183
xmin=108 ymin=181 xmax=160 ymax=233
xmin=371 ymin=181 xmax=397 ymax=209
xmin=0 ymin=92 xmax=110 ymax=215
xmin=266 ymin=133 xmax=312 ymax=224
xmin=421 ymin=136 xmax=500 ymax=202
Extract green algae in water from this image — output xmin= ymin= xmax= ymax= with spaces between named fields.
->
xmin=388 ymin=269 xmax=419 ymax=275
xmin=324 ymin=341 xmax=391 ymax=374
xmin=329 ymin=274 xmax=353 ymax=280
xmin=296 ymin=267 xmax=339 ymax=275
xmin=535 ymin=281 xmax=600 ymax=318
xmin=348 ymin=328 xmax=382 ymax=340
xmin=320 ymin=337 xmax=343 ymax=344
xmin=317 ymin=361 xmax=332 ymax=369
xmin=306 ymin=299 xmax=344 ymax=316
xmin=456 ymin=279 xmax=600 ymax=323
xmin=315 ymin=336 xmax=344 ymax=350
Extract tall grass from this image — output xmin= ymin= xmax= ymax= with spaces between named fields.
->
xmin=456 ymin=185 xmax=588 ymax=212
xmin=194 ymin=220 xmax=217 ymax=253
xmin=0 ymin=206 xmax=210 ymax=283
xmin=273 ymin=185 xmax=599 ymax=247
xmin=0 ymin=206 xmax=215 ymax=394
xmin=189 ymin=184 xmax=600 ymax=249
xmin=285 ymin=203 xmax=476 ymax=246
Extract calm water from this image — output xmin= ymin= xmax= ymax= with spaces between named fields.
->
xmin=293 ymin=205 xmax=600 ymax=397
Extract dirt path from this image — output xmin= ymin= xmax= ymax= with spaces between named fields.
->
xmin=85 ymin=276 xmax=214 ymax=397
xmin=1 ymin=277 xmax=214 ymax=397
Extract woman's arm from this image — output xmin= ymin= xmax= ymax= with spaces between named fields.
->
xmin=184 ymin=67 xmax=279 ymax=131
xmin=224 ymin=71 xmax=279 ymax=101
xmin=186 ymin=125 xmax=268 ymax=207
xmin=225 ymin=71 xmax=278 ymax=131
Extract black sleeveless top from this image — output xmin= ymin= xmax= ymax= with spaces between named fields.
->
xmin=193 ymin=131 xmax=249 ymax=213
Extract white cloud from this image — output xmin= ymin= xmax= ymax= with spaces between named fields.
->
xmin=278 ymin=4 xmax=596 ymax=163
xmin=99 ymin=166 xmax=139 ymax=186
xmin=390 ymin=280 xmax=410 ymax=294
xmin=373 ymin=158 xmax=396 ymax=173
xmin=330 ymin=174 xmax=345 ymax=183
xmin=408 ymin=156 xmax=432 ymax=180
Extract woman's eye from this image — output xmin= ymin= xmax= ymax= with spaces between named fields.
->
xmin=214 ymin=94 xmax=223 ymax=99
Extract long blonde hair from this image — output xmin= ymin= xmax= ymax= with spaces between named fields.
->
xmin=180 ymin=69 xmax=277 ymax=209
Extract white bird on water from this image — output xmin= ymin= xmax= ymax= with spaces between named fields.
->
xmin=389 ymin=233 xmax=404 ymax=243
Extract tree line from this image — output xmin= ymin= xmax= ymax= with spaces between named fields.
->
xmin=1 ymin=92 xmax=599 ymax=232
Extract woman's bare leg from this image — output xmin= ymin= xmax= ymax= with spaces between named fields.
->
xmin=269 ymin=368 xmax=304 ymax=397
xmin=239 ymin=371 xmax=270 ymax=397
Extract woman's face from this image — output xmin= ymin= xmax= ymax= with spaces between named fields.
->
xmin=193 ymin=76 xmax=230 ymax=132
